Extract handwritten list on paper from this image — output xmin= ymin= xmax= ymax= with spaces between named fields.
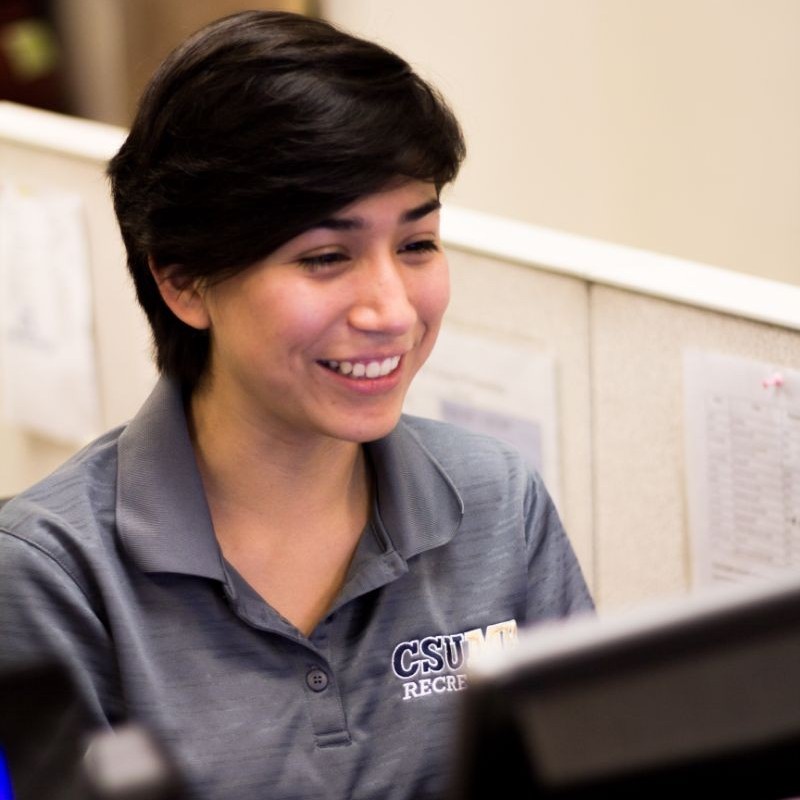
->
xmin=684 ymin=350 xmax=800 ymax=587
xmin=0 ymin=182 xmax=101 ymax=445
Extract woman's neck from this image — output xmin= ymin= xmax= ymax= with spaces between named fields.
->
xmin=188 ymin=383 xmax=368 ymax=526
xmin=187 ymin=384 xmax=372 ymax=635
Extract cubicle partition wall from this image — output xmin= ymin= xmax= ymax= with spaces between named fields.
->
xmin=591 ymin=288 xmax=800 ymax=608
xmin=0 ymin=102 xmax=155 ymax=493
xmin=2 ymin=101 xmax=799 ymax=611
xmin=439 ymin=208 xmax=800 ymax=610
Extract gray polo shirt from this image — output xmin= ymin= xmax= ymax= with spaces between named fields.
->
xmin=0 ymin=377 xmax=592 ymax=800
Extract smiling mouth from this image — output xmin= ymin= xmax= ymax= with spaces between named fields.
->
xmin=319 ymin=356 xmax=401 ymax=379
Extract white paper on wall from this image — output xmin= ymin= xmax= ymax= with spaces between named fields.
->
xmin=0 ymin=182 xmax=101 ymax=444
xmin=403 ymin=323 xmax=561 ymax=506
xmin=683 ymin=349 xmax=800 ymax=587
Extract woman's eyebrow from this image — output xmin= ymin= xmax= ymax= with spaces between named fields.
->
xmin=401 ymin=198 xmax=442 ymax=223
xmin=313 ymin=198 xmax=442 ymax=231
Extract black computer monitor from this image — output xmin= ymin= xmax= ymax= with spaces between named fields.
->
xmin=0 ymin=660 xmax=185 ymax=800
xmin=450 ymin=575 xmax=800 ymax=799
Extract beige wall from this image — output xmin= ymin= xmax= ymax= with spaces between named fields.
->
xmin=322 ymin=0 xmax=800 ymax=287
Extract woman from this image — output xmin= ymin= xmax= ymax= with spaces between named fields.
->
xmin=0 ymin=11 xmax=592 ymax=799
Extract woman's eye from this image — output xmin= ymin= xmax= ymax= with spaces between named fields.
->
xmin=299 ymin=252 xmax=348 ymax=271
xmin=401 ymin=239 xmax=440 ymax=256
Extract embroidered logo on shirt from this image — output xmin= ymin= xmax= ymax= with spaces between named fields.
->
xmin=391 ymin=619 xmax=519 ymax=700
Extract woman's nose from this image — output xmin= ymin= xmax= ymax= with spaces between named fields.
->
xmin=348 ymin=256 xmax=417 ymax=334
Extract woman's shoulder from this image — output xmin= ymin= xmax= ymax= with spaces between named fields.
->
xmin=0 ymin=425 xmax=125 ymax=559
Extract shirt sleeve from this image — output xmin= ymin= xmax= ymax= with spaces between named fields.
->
xmin=522 ymin=468 xmax=595 ymax=622
xmin=0 ymin=528 xmax=122 ymax=728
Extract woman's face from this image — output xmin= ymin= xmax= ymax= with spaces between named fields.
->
xmin=195 ymin=180 xmax=450 ymax=445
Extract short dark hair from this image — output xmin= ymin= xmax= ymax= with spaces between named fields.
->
xmin=108 ymin=10 xmax=465 ymax=390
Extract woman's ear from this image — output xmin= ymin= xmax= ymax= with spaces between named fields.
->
xmin=148 ymin=257 xmax=211 ymax=330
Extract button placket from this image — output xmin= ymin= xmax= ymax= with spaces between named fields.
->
xmin=300 ymin=620 xmax=351 ymax=747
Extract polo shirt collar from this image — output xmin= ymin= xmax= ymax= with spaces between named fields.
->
xmin=367 ymin=421 xmax=464 ymax=559
xmin=116 ymin=377 xmax=464 ymax=578
xmin=117 ymin=377 xmax=225 ymax=579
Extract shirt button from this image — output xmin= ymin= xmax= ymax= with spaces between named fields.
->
xmin=306 ymin=668 xmax=329 ymax=692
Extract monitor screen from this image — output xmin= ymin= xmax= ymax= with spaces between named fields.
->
xmin=450 ymin=575 xmax=800 ymax=799
xmin=0 ymin=660 xmax=184 ymax=800
xmin=0 ymin=661 xmax=92 ymax=800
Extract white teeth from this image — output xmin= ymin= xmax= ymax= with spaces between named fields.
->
xmin=322 ymin=356 xmax=401 ymax=379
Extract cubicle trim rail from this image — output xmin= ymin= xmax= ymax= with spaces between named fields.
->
xmin=0 ymin=101 xmax=126 ymax=164
xmin=442 ymin=208 xmax=800 ymax=333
